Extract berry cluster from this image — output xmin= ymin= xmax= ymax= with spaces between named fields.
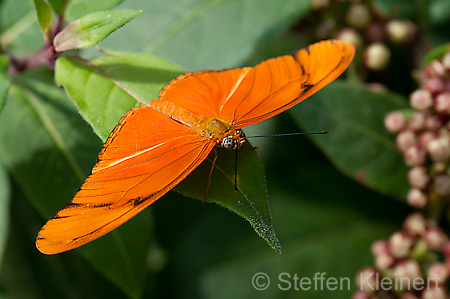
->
xmin=353 ymin=213 xmax=449 ymax=298
xmin=353 ymin=50 xmax=450 ymax=299
xmin=384 ymin=52 xmax=450 ymax=208
xmin=309 ymin=0 xmax=417 ymax=72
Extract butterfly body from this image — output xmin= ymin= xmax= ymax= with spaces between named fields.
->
xmin=36 ymin=40 xmax=355 ymax=254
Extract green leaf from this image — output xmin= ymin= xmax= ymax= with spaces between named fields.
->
xmin=79 ymin=211 xmax=153 ymax=299
xmin=0 ymin=163 xmax=10 ymax=268
xmin=54 ymin=53 xmax=183 ymax=141
xmin=421 ymin=43 xmax=450 ymax=67
xmin=33 ymin=0 xmax=52 ymax=33
xmin=0 ymin=55 xmax=10 ymax=112
xmin=430 ymin=0 xmax=450 ymax=25
xmin=176 ymin=143 xmax=280 ymax=252
xmin=47 ymin=0 xmax=68 ymax=16
xmin=55 ymin=52 xmax=277 ymax=251
xmin=101 ymin=0 xmax=311 ymax=70
xmin=0 ymin=0 xmax=43 ymax=56
xmin=53 ymin=9 xmax=142 ymax=52
xmin=65 ymin=0 xmax=124 ymax=21
xmin=0 ymin=67 xmax=152 ymax=298
xmin=290 ymin=82 xmax=410 ymax=199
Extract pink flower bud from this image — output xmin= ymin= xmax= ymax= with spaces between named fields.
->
xmin=427 ymin=137 xmax=450 ymax=162
xmin=424 ymin=114 xmax=443 ymax=131
xmin=346 ymin=3 xmax=371 ymax=29
xmin=434 ymin=174 xmax=450 ymax=196
xmin=364 ymin=42 xmax=391 ymax=71
xmin=423 ymin=60 xmax=446 ymax=79
xmin=404 ymin=145 xmax=427 ymax=167
xmin=443 ymin=241 xmax=450 ymax=256
xmin=422 ymin=77 xmax=445 ymax=96
xmin=407 ymin=188 xmax=428 ymax=208
xmin=409 ymin=89 xmax=433 ymax=111
xmin=407 ymin=111 xmax=425 ymax=131
xmin=407 ymin=167 xmax=429 ymax=189
xmin=442 ymin=52 xmax=450 ymax=70
xmin=352 ymin=291 xmax=371 ymax=299
xmin=428 ymin=262 xmax=449 ymax=284
xmin=375 ymin=252 xmax=395 ymax=270
xmin=389 ymin=231 xmax=414 ymax=258
xmin=371 ymin=239 xmax=389 ymax=256
xmin=422 ymin=286 xmax=447 ymax=299
xmin=336 ymin=28 xmax=363 ymax=49
xmin=418 ymin=131 xmax=438 ymax=148
xmin=385 ymin=19 xmax=416 ymax=44
xmin=403 ymin=213 xmax=428 ymax=236
xmin=424 ymin=227 xmax=448 ymax=251
xmin=385 ymin=111 xmax=407 ymax=133
xmin=435 ymin=92 xmax=450 ymax=115
xmin=394 ymin=259 xmax=422 ymax=289
xmin=355 ymin=267 xmax=378 ymax=294
xmin=396 ymin=130 xmax=416 ymax=151
xmin=365 ymin=22 xmax=385 ymax=42
xmin=401 ymin=292 xmax=418 ymax=299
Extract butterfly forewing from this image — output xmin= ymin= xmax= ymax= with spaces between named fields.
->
xmin=153 ymin=40 xmax=355 ymax=127
xmin=36 ymin=105 xmax=214 ymax=254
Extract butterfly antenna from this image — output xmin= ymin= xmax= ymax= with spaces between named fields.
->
xmin=204 ymin=147 xmax=219 ymax=202
xmin=246 ymin=131 xmax=329 ymax=138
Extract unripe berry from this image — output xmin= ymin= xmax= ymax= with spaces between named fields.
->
xmin=418 ymin=131 xmax=438 ymax=149
xmin=407 ymin=167 xmax=429 ymax=189
xmin=434 ymin=174 xmax=450 ymax=196
xmin=375 ymin=252 xmax=395 ymax=270
xmin=385 ymin=111 xmax=406 ymax=133
xmin=336 ymin=28 xmax=363 ymax=49
xmin=389 ymin=231 xmax=414 ymax=258
xmin=365 ymin=22 xmax=385 ymax=42
xmin=422 ymin=286 xmax=447 ymax=299
xmin=407 ymin=188 xmax=428 ymax=208
xmin=409 ymin=89 xmax=433 ymax=111
xmin=394 ymin=259 xmax=422 ymax=289
xmin=403 ymin=213 xmax=428 ymax=236
xmin=385 ymin=19 xmax=416 ymax=44
xmin=355 ymin=267 xmax=378 ymax=294
xmin=407 ymin=111 xmax=425 ymax=131
xmin=346 ymin=3 xmax=371 ymax=29
xmin=423 ymin=60 xmax=446 ymax=79
xmin=428 ymin=262 xmax=449 ymax=284
xmin=371 ymin=239 xmax=389 ymax=256
xmin=427 ymin=137 xmax=450 ymax=162
xmin=364 ymin=42 xmax=390 ymax=71
xmin=442 ymin=52 xmax=450 ymax=70
xmin=422 ymin=77 xmax=445 ymax=96
xmin=435 ymin=92 xmax=450 ymax=115
xmin=424 ymin=114 xmax=443 ymax=131
xmin=396 ymin=130 xmax=416 ymax=151
xmin=404 ymin=145 xmax=427 ymax=167
xmin=424 ymin=227 xmax=448 ymax=251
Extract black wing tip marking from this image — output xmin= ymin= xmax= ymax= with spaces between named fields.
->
xmin=130 ymin=194 xmax=154 ymax=207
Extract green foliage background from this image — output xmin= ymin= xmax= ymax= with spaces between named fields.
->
xmin=1 ymin=0 xmax=450 ymax=298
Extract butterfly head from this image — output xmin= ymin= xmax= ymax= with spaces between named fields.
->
xmin=220 ymin=129 xmax=246 ymax=151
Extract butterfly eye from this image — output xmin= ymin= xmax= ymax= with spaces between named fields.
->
xmin=221 ymin=136 xmax=235 ymax=150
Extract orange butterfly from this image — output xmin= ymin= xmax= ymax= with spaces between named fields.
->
xmin=36 ymin=39 xmax=355 ymax=254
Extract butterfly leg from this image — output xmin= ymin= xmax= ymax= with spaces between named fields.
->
xmin=203 ymin=147 xmax=219 ymax=202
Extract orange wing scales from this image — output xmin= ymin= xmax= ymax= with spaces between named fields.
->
xmin=36 ymin=105 xmax=214 ymax=254
xmin=36 ymin=39 xmax=355 ymax=254
xmin=150 ymin=39 xmax=355 ymax=129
